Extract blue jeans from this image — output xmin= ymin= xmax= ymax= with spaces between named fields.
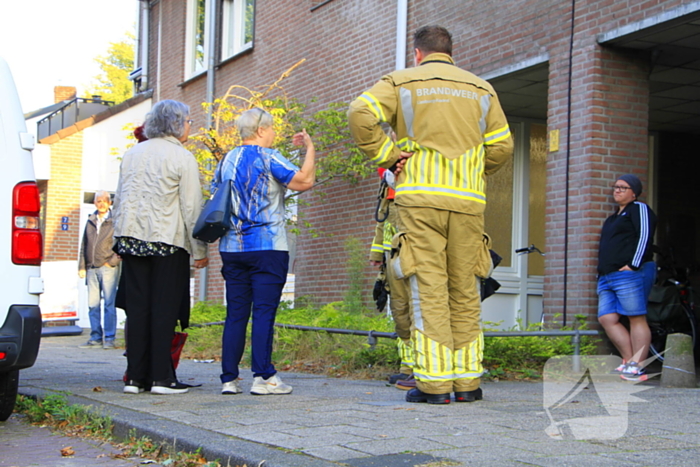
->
xmin=597 ymin=261 xmax=656 ymax=317
xmin=220 ymin=250 xmax=289 ymax=383
xmin=86 ymin=264 xmax=120 ymax=341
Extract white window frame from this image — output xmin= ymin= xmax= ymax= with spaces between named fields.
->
xmin=222 ymin=0 xmax=254 ymax=60
xmin=184 ymin=0 xmax=211 ymax=79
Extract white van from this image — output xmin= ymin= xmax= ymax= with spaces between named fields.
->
xmin=0 ymin=56 xmax=44 ymax=421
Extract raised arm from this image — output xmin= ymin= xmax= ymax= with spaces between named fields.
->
xmin=287 ymin=129 xmax=316 ymax=192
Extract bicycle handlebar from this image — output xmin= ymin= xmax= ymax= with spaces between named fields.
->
xmin=515 ymin=244 xmax=545 ymax=256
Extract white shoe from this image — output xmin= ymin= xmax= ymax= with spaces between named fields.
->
xmin=123 ymin=380 xmax=145 ymax=394
xmin=250 ymin=375 xmax=292 ymax=395
xmin=222 ymin=380 xmax=242 ymax=395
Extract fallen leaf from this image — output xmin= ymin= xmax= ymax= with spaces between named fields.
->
xmin=92 ymin=386 xmax=103 ymax=392
xmin=60 ymin=446 xmax=75 ymax=456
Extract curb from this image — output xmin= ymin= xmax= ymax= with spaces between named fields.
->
xmin=19 ymin=387 xmax=340 ymax=467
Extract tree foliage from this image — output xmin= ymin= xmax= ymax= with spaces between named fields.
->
xmin=188 ymin=59 xmax=372 ymax=198
xmin=84 ymin=31 xmax=135 ymax=104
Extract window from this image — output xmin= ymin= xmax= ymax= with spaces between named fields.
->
xmin=185 ymin=0 xmax=211 ymax=78
xmin=222 ymin=0 xmax=255 ymax=60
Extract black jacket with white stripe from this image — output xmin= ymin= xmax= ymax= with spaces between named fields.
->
xmin=597 ymin=201 xmax=657 ymax=276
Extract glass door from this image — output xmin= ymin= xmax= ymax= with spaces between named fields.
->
xmin=482 ymin=120 xmax=546 ymax=328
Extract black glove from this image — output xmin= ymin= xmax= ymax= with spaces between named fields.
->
xmin=373 ymin=278 xmax=389 ymax=312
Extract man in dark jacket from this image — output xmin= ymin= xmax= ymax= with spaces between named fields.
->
xmin=78 ymin=191 xmax=121 ymax=349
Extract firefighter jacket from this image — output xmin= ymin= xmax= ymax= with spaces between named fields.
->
xmin=348 ymin=53 xmax=514 ymax=215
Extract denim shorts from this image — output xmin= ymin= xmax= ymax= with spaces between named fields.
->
xmin=597 ymin=262 xmax=656 ymax=317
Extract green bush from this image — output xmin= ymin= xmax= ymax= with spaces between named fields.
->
xmin=482 ymin=318 xmax=599 ymax=380
xmin=182 ymin=301 xmax=599 ymax=380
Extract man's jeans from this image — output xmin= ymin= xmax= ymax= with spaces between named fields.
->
xmin=86 ymin=264 xmax=120 ymax=342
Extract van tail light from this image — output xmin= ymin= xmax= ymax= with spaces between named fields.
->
xmin=12 ymin=181 xmax=43 ymax=265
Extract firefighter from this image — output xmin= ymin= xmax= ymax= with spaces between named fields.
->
xmin=349 ymin=26 xmax=513 ymax=404
xmin=369 ymin=168 xmax=414 ymax=388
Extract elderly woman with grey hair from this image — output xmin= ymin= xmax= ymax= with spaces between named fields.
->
xmin=113 ymin=99 xmax=208 ymax=395
xmin=215 ymin=107 xmax=315 ymax=396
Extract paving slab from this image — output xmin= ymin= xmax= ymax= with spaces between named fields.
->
xmin=14 ymin=334 xmax=700 ymax=467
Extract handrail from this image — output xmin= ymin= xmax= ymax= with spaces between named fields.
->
xmin=191 ymin=321 xmax=600 ymax=356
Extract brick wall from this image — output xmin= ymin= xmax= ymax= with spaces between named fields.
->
xmin=43 ymin=133 xmax=83 ymax=262
xmin=142 ymin=0 xmax=687 ymax=319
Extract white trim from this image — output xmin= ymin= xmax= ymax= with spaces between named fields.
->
xmin=184 ymin=0 xmax=211 ymax=79
xmin=481 ymin=54 xmax=549 ymax=81
xmin=597 ymin=1 xmax=700 ymax=43
xmin=222 ymin=0 xmax=254 ymax=60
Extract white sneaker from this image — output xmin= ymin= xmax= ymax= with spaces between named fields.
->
xmin=250 ymin=375 xmax=292 ymax=395
xmin=222 ymin=380 xmax=242 ymax=395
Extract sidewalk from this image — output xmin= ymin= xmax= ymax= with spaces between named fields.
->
xmin=19 ymin=334 xmax=700 ymax=467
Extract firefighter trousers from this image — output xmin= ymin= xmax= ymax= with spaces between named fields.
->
xmin=397 ymin=206 xmax=484 ymax=394
xmin=384 ymin=205 xmax=414 ymax=373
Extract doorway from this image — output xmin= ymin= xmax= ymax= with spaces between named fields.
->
xmin=482 ymin=120 xmax=547 ymax=329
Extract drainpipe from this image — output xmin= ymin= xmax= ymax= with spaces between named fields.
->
xmin=138 ymin=0 xmax=150 ymax=91
xmin=198 ymin=0 xmax=218 ymax=302
xmin=396 ymin=0 xmax=408 ymax=70
xmin=562 ymin=0 xmax=577 ymax=327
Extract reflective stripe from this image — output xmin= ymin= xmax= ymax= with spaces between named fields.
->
xmin=409 ymin=275 xmax=422 ymax=331
xmin=413 ymin=372 xmax=458 ymax=382
xmin=454 ymin=332 xmax=484 ymax=378
xmin=396 ymin=184 xmax=486 ymax=203
xmin=371 ymin=136 xmax=395 ymax=164
xmin=398 ymin=338 xmax=414 ymax=367
xmin=413 ymin=330 xmax=484 ymax=380
xmin=357 ymin=92 xmax=387 ymax=122
xmin=395 ymin=144 xmax=488 ymax=204
xmin=370 ymin=243 xmax=384 ymax=254
xmin=399 ymin=87 xmax=414 ymax=138
xmin=396 ymin=139 xmax=419 ymax=152
xmin=484 ymin=125 xmax=511 ymax=145
xmin=382 ymin=221 xmax=396 ymax=251
xmin=479 ymin=94 xmax=490 ymax=135
xmin=632 ymin=202 xmax=649 ymax=268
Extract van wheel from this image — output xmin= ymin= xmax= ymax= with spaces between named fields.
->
xmin=0 ymin=371 xmax=19 ymax=421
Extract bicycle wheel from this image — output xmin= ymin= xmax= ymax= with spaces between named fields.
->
xmin=648 ymin=302 xmax=696 ymax=362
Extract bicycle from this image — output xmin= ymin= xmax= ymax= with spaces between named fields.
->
xmin=646 ymin=259 xmax=697 ymax=362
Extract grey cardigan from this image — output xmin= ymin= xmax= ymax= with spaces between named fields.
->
xmin=113 ymin=136 xmax=207 ymax=260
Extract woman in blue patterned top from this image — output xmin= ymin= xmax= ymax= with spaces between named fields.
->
xmin=214 ymin=108 xmax=315 ymax=396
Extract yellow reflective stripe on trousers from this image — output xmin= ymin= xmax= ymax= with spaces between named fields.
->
xmin=413 ymin=329 xmax=484 ymax=381
xmin=453 ymin=332 xmax=484 ymax=379
xmin=414 ymin=330 xmax=453 ymax=380
xmin=397 ymin=338 xmax=414 ymax=367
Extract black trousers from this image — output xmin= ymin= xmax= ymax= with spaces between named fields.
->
xmin=122 ymin=249 xmax=190 ymax=383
